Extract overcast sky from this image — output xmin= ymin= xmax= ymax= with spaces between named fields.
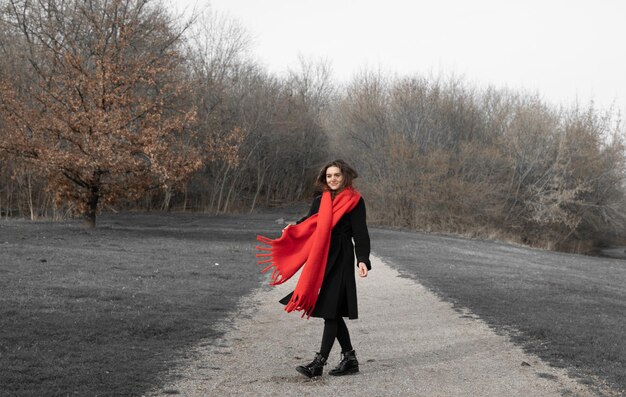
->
xmin=187 ymin=0 xmax=625 ymax=113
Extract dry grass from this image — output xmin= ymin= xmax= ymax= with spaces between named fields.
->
xmin=0 ymin=211 xmax=288 ymax=396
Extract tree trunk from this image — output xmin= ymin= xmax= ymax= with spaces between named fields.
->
xmin=161 ymin=187 xmax=172 ymax=211
xmin=83 ymin=185 xmax=99 ymax=228
xmin=250 ymin=166 xmax=266 ymax=213
xmin=215 ymin=165 xmax=230 ymax=214
xmin=208 ymin=163 xmax=228 ymax=212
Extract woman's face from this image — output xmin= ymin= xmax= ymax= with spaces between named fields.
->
xmin=325 ymin=166 xmax=344 ymax=191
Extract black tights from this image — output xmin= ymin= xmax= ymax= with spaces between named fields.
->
xmin=319 ymin=317 xmax=353 ymax=359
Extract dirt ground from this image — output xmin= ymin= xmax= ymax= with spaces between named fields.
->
xmin=0 ymin=210 xmax=300 ymax=396
xmin=372 ymin=228 xmax=626 ymax=395
xmin=1 ymin=210 xmax=625 ymax=396
xmin=150 ymin=255 xmax=597 ymax=397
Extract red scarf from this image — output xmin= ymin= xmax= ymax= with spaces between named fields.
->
xmin=256 ymin=187 xmax=361 ymax=318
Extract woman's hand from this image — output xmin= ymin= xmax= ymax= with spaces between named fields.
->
xmin=358 ymin=262 xmax=368 ymax=278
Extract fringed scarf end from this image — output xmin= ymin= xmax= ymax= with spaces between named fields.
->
xmin=284 ymin=293 xmax=315 ymax=319
xmin=257 ymin=235 xmax=273 ymax=244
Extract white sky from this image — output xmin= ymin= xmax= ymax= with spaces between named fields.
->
xmin=182 ymin=0 xmax=626 ymax=114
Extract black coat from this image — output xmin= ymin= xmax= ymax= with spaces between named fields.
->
xmin=279 ymin=195 xmax=371 ymax=319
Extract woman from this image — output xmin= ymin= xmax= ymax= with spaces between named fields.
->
xmin=256 ymin=159 xmax=371 ymax=378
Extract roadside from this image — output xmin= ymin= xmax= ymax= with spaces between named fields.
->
xmin=371 ymin=228 xmax=626 ymax=395
xmin=150 ymin=255 xmax=595 ymax=397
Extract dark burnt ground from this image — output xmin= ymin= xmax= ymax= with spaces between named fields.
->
xmin=371 ymin=228 xmax=626 ymax=396
xmin=0 ymin=210 xmax=300 ymax=397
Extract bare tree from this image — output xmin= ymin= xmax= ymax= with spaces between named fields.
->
xmin=330 ymin=71 xmax=626 ymax=251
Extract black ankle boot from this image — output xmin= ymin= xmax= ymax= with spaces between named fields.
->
xmin=328 ymin=349 xmax=359 ymax=376
xmin=296 ymin=353 xmax=327 ymax=378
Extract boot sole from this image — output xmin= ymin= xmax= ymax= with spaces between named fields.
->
xmin=329 ymin=367 xmax=359 ymax=376
xmin=296 ymin=366 xmax=320 ymax=378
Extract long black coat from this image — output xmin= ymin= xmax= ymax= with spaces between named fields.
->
xmin=279 ymin=195 xmax=371 ymax=319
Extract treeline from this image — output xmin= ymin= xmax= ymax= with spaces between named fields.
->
xmin=1 ymin=0 xmax=624 ymax=251
xmin=331 ymin=74 xmax=626 ymax=251
xmin=0 ymin=0 xmax=330 ymax=225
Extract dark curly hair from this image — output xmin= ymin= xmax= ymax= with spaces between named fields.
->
xmin=314 ymin=159 xmax=358 ymax=193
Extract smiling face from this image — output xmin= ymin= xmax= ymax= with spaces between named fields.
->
xmin=325 ymin=166 xmax=344 ymax=191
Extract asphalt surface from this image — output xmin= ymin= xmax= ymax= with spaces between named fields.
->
xmin=148 ymin=255 xmax=595 ymax=397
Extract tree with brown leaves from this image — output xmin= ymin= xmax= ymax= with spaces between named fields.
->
xmin=0 ymin=0 xmax=201 ymax=227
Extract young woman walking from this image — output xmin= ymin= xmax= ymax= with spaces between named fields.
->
xmin=256 ymin=159 xmax=371 ymax=378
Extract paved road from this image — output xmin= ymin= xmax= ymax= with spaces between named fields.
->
xmin=148 ymin=255 xmax=594 ymax=397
